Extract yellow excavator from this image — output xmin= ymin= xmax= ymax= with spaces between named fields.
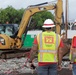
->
xmin=0 ymin=0 xmax=63 ymax=58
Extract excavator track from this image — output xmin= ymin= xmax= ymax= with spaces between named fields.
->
xmin=0 ymin=48 xmax=31 ymax=59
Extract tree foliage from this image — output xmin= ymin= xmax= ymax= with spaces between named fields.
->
xmin=0 ymin=6 xmax=24 ymax=24
xmin=0 ymin=6 xmax=54 ymax=30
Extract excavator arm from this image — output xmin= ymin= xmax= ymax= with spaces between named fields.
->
xmin=17 ymin=0 xmax=63 ymax=38
xmin=17 ymin=3 xmax=55 ymax=38
xmin=55 ymin=0 xmax=63 ymax=34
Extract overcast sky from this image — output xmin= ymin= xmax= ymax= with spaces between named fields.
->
xmin=0 ymin=0 xmax=76 ymax=22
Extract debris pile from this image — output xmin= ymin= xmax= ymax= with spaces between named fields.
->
xmin=0 ymin=57 xmax=37 ymax=75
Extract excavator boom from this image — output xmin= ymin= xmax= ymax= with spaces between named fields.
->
xmin=18 ymin=0 xmax=63 ymax=38
xmin=17 ymin=3 xmax=55 ymax=38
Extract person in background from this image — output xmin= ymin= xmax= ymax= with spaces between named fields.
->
xmin=6 ymin=21 xmax=9 ymax=24
xmin=28 ymin=19 xmax=64 ymax=75
xmin=69 ymin=36 xmax=76 ymax=75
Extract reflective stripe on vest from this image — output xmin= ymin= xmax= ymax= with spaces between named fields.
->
xmin=39 ymin=50 xmax=57 ymax=53
xmin=37 ymin=32 xmax=60 ymax=62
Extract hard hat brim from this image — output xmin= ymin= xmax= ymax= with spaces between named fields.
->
xmin=42 ymin=25 xmax=55 ymax=28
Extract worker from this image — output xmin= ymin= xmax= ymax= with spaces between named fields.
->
xmin=28 ymin=19 xmax=64 ymax=75
xmin=69 ymin=36 xmax=76 ymax=75
xmin=6 ymin=21 xmax=9 ymax=24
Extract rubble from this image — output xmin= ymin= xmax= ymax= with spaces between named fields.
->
xmin=0 ymin=57 xmax=37 ymax=75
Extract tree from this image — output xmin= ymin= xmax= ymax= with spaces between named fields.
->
xmin=4 ymin=6 xmax=25 ymax=24
xmin=17 ymin=8 xmax=25 ymax=23
xmin=0 ymin=6 xmax=25 ymax=24
xmin=0 ymin=6 xmax=54 ymax=30
xmin=0 ymin=8 xmax=6 ymax=23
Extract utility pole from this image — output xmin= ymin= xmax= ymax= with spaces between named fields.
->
xmin=65 ymin=0 xmax=68 ymax=40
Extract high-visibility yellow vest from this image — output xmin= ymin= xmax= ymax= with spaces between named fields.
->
xmin=37 ymin=31 xmax=60 ymax=62
xmin=69 ymin=49 xmax=76 ymax=62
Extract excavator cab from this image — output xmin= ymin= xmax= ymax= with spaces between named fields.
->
xmin=0 ymin=24 xmax=18 ymax=49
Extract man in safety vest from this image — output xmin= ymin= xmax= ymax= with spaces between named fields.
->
xmin=69 ymin=36 xmax=76 ymax=75
xmin=29 ymin=19 xmax=64 ymax=75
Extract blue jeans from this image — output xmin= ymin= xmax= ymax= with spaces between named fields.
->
xmin=36 ymin=64 xmax=57 ymax=75
xmin=72 ymin=64 xmax=76 ymax=75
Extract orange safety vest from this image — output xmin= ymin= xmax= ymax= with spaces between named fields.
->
xmin=37 ymin=31 xmax=60 ymax=62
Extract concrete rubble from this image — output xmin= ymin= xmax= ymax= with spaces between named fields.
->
xmin=0 ymin=57 xmax=71 ymax=75
xmin=0 ymin=57 xmax=38 ymax=75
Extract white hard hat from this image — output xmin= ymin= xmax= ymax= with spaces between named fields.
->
xmin=42 ymin=19 xmax=55 ymax=28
